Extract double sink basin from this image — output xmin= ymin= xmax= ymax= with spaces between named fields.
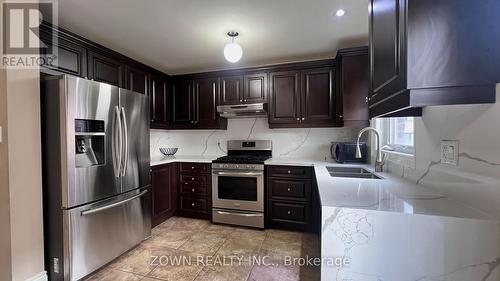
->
xmin=327 ymin=166 xmax=383 ymax=179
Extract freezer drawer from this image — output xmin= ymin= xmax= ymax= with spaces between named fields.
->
xmin=65 ymin=188 xmax=151 ymax=280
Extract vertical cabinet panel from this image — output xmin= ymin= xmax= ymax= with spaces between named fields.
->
xmin=194 ymin=78 xmax=219 ymax=127
xmin=127 ymin=67 xmax=148 ymax=95
xmin=151 ymin=164 xmax=177 ymax=227
xmin=150 ymin=74 xmax=169 ymax=126
xmin=301 ymin=68 xmax=335 ymax=124
xmin=369 ymin=0 xmax=407 ymax=104
xmin=87 ymin=50 xmax=125 ymax=87
xmin=221 ymin=76 xmax=243 ymax=105
xmin=171 ymin=79 xmax=194 ymax=125
xmin=336 ymin=48 xmax=370 ymax=127
xmin=269 ymin=71 xmax=301 ymax=125
xmin=244 ymin=72 xmax=268 ymax=104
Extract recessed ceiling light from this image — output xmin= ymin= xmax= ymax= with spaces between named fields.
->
xmin=336 ymin=9 xmax=346 ymax=17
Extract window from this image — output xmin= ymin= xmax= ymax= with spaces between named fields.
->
xmin=376 ymin=117 xmax=415 ymax=155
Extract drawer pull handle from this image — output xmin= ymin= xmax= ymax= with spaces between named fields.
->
xmin=185 ymin=182 xmax=189 ymax=185
xmin=191 ymin=166 xmax=195 ymax=169
xmin=191 ymin=203 xmax=195 ymax=206
xmin=287 ymin=188 xmax=291 ymax=192
xmin=191 ymin=177 xmax=195 ymax=180
xmin=287 ymin=170 xmax=291 ymax=174
xmin=287 ymin=210 xmax=291 ymax=215
xmin=191 ymin=188 xmax=195 ymax=192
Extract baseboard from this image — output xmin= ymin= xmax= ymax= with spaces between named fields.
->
xmin=25 ymin=271 xmax=47 ymax=281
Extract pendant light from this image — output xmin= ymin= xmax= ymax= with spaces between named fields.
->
xmin=224 ymin=31 xmax=242 ymax=63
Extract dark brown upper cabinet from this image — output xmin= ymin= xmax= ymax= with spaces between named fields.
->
xmin=87 ymin=50 xmax=125 ymax=87
xmin=336 ymin=47 xmax=369 ymax=127
xmin=269 ymin=71 xmax=301 ymax=126
xmin=269 ymin=67 xmax=337 ymax=128
xmin=170 ymin=77 xmax=226 ymax=129
xmin=220 ymin=72 xmax=267 ymax=105
xmin=243 ymin=72 xmax=268 ymax=104
xmin=301 ymin=67 xmax=336 ymax=126
xmin=39 ymin=28 xmax=87 ymax=77
xmin=150 ymin=74 xmax=169 ymax=128
xmin=220 ymin=75 xmax=243 ymax=105
xmin=369 ymin=0 xmax=499 ymax=118
xmin=127 ymin=66 xmax=149 ymax=95
xmin=194 ymin=78 xmax=220 ymax=128
xmin=171 ymin=79 xmax=194 ymax=126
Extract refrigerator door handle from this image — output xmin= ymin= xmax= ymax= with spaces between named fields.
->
xmin=80 ymin=190 xmax=149 ymax=216
xmin=112 ymin=106 xmax=123 ymax=178
xmin=120 ymin=107 xmax=128 ymax=177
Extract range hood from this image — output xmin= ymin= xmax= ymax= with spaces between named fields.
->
xmin=217 ymin=103 xmax=268 ymax=118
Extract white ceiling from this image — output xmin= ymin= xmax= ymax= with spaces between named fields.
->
xmin=58 ymin=0 xmax=369 ymax=75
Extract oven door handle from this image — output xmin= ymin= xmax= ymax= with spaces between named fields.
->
xmin=216 ymin=211 xmax=263 ymax=217
xmin=213 ymin=171 xmax=263 ymax=176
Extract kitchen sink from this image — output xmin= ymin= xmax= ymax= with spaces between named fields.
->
xmin=326 ymin=166 xmax=383 ymax=179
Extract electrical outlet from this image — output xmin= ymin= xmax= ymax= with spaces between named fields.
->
xmin=441 ymin=140 xmax=459 ymax=165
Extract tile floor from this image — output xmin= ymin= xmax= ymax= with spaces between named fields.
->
xmin=84 ymin=216 xmax=321 ymax=281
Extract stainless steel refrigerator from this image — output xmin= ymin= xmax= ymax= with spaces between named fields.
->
xmin=41 ymin=75 xmax=151 ymax=281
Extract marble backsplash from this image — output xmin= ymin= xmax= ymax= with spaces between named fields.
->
xmin=151 ymin=118 xmax=362 ymax=161
xmin=381 ymin=84 xmax=500 ymax=220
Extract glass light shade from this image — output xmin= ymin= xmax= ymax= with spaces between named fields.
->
xmin=224 ymin=42 xmax=242 ymax=63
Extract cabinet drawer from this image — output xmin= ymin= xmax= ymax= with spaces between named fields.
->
xmin=180 ymin=174 xmax=209 ymax=185
xmin=180 ymin=163 xmax=210 ymax=173
xmin=179 ymin=197 xmax=208 ymax=212
xmin=270 ymin=201 xmax=309 ymax=223
xmin=180 ymin=184 xmax=208 ymax=196
xmin=268 ymin=165 xmax=312 ymax=179
xmin=270 ymin=179 xmax=311 ymax=202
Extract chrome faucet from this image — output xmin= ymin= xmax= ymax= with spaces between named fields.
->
xmin=355 ymin=127 xmax=385 ymax=172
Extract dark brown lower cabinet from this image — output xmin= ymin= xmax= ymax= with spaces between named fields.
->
xmin=176 ymin=162 xmax=212 ymax=219
xmin=267 ymin=165 xmax=318 ymax=232
xmin=151 ymin=163 xmax=177 ymax=227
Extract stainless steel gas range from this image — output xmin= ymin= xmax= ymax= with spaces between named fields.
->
xmin=212 ymin=140 xmax=272 ymax=228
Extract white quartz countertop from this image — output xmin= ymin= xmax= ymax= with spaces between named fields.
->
xmin=150 ymin=155 xmax=218 ymax=166
xmin=314 ymin=162 xmax=492 ymax=220
xmin=150 ymin=156 xmax=492 ymax=220
xmin=266 ymin=158 xmax=492 ymax=220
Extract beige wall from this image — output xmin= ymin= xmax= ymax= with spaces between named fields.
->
xmin=6 ymin=69 xmax=45 ymax=281
xmin=1 ymin=0 xmax=45 ymax=280
xmin=0 ymin=63 xmax=13 ymax=281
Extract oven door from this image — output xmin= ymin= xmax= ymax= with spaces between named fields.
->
xmin=212 ymin=170 xmax=264 ymax=212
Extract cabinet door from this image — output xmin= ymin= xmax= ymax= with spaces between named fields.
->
xmin=301 ymin=67 xmax=336 ymax=125
xmin=87 ymin=50 xmax=125 ymax=87
xmin=243 ymin=72 xmax=268 ymax=104
xmin=171 ymin=79 xmax=194 ymax=125
xmin=269 ymin=71 xmax=301 ymax=125
xmin=150 ymin=74 xmax=168 ymax=126
xmin=151 ymin=164 xmax=176 ymax=227
xmin=39 ymin=31 xmax=87 ymax=77
xmin=369 ymin=0 xmax=407 ymax=104
xmin=338 ymin=51 xmax=369 ymax=126
xmin=127 ymin=66 xmax=148 ymax=95
xmin=220 ymin=76 xmax=243 ymax=105
xmin=194 ymin=78 xmax=219 ymax=127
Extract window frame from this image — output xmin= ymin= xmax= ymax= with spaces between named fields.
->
xmin=376 ymin=117 xmax=415 ymax=156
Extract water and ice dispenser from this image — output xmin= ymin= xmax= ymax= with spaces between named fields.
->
xmin=75 ymin=119 xmax=105 ymax=167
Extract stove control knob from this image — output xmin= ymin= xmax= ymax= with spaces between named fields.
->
xmin=236 ymin=165 xmax=239 ymax=168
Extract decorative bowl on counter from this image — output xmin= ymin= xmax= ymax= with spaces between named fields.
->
xmin=159 ymin=147 xmax=178 ymax=156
